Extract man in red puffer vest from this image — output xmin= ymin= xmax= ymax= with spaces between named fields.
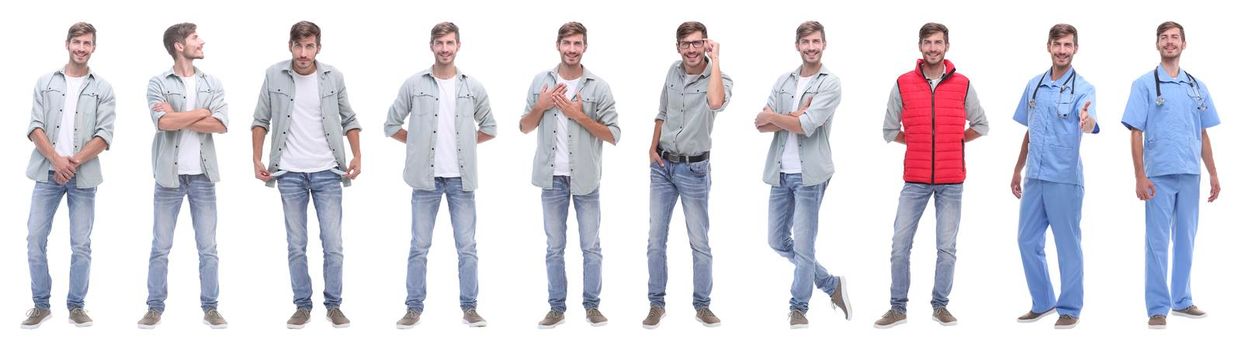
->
xmin=875 ymin=22 xmax=989 ymax=329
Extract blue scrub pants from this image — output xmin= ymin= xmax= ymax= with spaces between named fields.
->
xmin=1017 ymin=179 xmax=1084 ymax=317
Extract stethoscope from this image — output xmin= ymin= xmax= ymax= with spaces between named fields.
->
xmin=1154 ymin=69 xmax=1207 ymax=112
xmin=1027 ymin=68 xmax=1077 ymax=117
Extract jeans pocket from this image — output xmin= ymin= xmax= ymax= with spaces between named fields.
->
xmin=689 ymin=160 xmax=710 ymax=177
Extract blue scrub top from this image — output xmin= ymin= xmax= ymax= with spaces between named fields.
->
xmin=1121 ymin=67 xmax=1220 ymax=177
xmin=1014 ymin=67 xmax=1098 ymax=186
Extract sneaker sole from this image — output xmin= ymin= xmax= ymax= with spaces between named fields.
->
xmin=287 ymin=323 xmax=307 ymax=329
xmin=790 ymin=323 xmax=809 ymax=329
xmin=1054 ymin=323 xmax=1077 ymax=329
xmin=137 ymin=321 xmax=160 ymax=329
xmin=395 ymin=319 xmax=421 ymax=329
xmin=327 ymin=316 xmax=351 ymax=328
xmin=202 ymin=320 xmax=228 ymax=329
xmin=463 ymin=320 xmax=488 ymax=327
xmin=1148 ymin=324 xmax=1167 ymax=329
xmin=537 ymin=319 xmax=565 ymax=329
xmin=696 ymin=318 xmax=721 ymax=327
xmin=833 ymin=277 xmax=853 ymax=321
xmin=933 ymin=317 xmax=958 ymax=326
xmin=1017 ymin=309 xmax=1055 ymax=323
xmin=1171 ymin=311 xmax=1206 ymax=319
xmin=69 ymin=319 xmax=94 ymax=327
xmin=874 ymin=319 xmax=906 ymax=329
xmin=588 ymin=320 xmax=608 ymax=327
xmin=22 ymin=315 xmax=52 ymax=329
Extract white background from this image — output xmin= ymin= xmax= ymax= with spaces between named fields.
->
xmin=2 ymin=0 xmax=1235 ymax=348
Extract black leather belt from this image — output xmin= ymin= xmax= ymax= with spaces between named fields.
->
xmin=658 ymin=148 xmax=709 ymax=163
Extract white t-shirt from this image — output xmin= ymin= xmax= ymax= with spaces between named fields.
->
xmin=55 ymin=75 xmax=86 ymax=157
xmin=177 ymin=75 xmax=204 ymax=175
xmin=433 ymin=77 xmax=461 ymax=178
xmin=781 ymin=75 xmax=813 ymax=174
xmin=280 ymin=70 xmax=336 ymax=172
xmin=552 ymin=76 xmax=581 ymax=176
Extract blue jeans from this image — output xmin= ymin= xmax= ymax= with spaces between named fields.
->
xmin=1018 ymin=179 xmax=1084 ymax=317
xmin=542 ymin=176 xmax=603 ymax=312
xmin=27 ymin=172 xmax=96 ymax=310
xmin=1145 ymin=174 xmax=1199 ymax=317
xmin=146 ymin=174 xmax=219 ymax=312
xmin=889 ymin=183 xmax=962 ymax=312
xmin=405 ymin=177 xmax=478 ymax=313
xmin=647 ymin=160 xmax=712 ymax=309
xmin=768 ymin=173 xmax=839 ymax=312
xmin=278 ymin=170 xmax=344 ymax=310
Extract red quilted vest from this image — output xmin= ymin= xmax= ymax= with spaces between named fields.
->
xmin=897 ymin=59 xmax=970 ymax=184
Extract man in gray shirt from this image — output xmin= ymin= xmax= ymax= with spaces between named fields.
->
xmin=643 ymin=21 xmax=733 ymax=329
xmin=874 ymin=23 xmax=988 ymax=329
xmin=519 ymin=22 xmax=620 ymax=329
xmin=386 ymin=22 xmax=497 ymax=329
xmin=138 ymin=22 xmax=230 ymax=330
xmin=252 ymin=21 xmax=362 ymax=329
xmin=22 ymin=22 xmax=115 ymax=329
xmin=753 ymin=21 xmax=851 ymax=329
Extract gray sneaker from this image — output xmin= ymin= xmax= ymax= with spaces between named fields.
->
xmin=326 ymin=308 xmax=350 ymax=328
xmin=585 ymin=308 xmax=608 ymax=327
xmin=1148 ymin=314 xmax=1167 ymax=329
xmin=537 ymin=310 xmax=565 ymax=329
xmin=830 ymin=277 xmax=853 ymax=320
xmin=874 ymin=309 xmax=906 ymax=329
xmin=462 ymin=308 xmax=487 ymax=327
xmin=1017 ymin=308 xmax=1054 ymax=323
xmin=1054 ymin=315 xmax=1078 ymax=329
xmin=789 ymin=310 xmax=809 ymax=329
xmin=21 ymin=308 xmax=52 ymax=329
xmin=137 ymin=309 xmax=162 ymax=329
xmin=695 ymin=308 xmax=721 ymax=327
xmin=932 ymin=307 xmax=957 ymax=326
xmin=395 ymin=310 xmax=421 ymax=329
xmin=1172 ymin=305 xmax=1207 ymax=319
xmin=287 ymin=308 xmax=311 ymax=329
xmin=203 ymin=309 xmax=228 ymax=329
xmin=641 ymin=306 xmax=665 ymax=329
xmin=68 ymin=308 xmax=93 ymax=327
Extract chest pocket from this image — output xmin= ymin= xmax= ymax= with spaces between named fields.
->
xmin=1153 ymin=84 xmax=1195 ymax=137
xmin=320 ymin=87 xmax=340 ymax=117
xmin=78 ymin=91 xmax=101 ymax=120
xmin=40 ymin=87 xmax=65 ymax=119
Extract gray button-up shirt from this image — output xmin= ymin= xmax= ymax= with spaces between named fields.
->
xmin=147 ymin=67 xmax=229 ymax=188
xmin=384 ymin=68 xmax=497 ymax=191
xmin=252 ymin=60 xmax=361 ymax=187
xmin=656 ymin=59 xmax=733 ymax=156
xmin=525 ymin=67 xmax=621 ymax=195
xmin=26 ymin=68 xmax=117 ymax=188
xmin=762 ymin=65 xmax=841 ymax=187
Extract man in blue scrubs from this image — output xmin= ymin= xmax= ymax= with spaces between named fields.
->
xmin=1009 ymin=24 xmax=1096 ymax=330
xmin=1121 ymin=21 xmax=1220 ymax=330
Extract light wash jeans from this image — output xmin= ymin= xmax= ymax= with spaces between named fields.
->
xmin=28 ymin=172 xmax=96 ymax=310
xmin=888 ymin=183 xmax=961 ymax=312
xmin=146 ymin=174 xmax=219 ymax=312
xmin=278 ymin=170 xmax=344 ymax=310
xmin=405 ymin=177 xmax=478 ymax=313
xmin=768 ymin=173 xmax=839 ymax=312
xmin=647 ymin=160 xmax=712 ymax=309
xmin=542 ymin=176 xmax=603 ymax=312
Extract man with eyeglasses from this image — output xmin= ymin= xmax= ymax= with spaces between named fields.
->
xmin=643 ymin=21 xmax=732 ymax=329
xmin=875 ymin=22 xmax=988 ymax=329
xmin=753 ymin=20 xmax=851 ymax=329
xmin=1121 ymin=21 xmax=1220 ymax=330
xmin=519 ymin=22 xmax=620 ymax=329
xmin=1009 ymin=24 xmax=1097 ymax=330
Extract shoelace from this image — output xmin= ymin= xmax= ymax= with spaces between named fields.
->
xmin=71 ymin=309 xmax=88 ymax=318
xmin=26 ymin=308 xmax=44 ymax=318
xmin=646 ymin=308 xmax=661 ymax=319
xmin=206 ymin=310 xmax=223 ymax=322
xmin=586 ymin=309 xmax=602 ymax=318
xmin=328 ymin=309 xmax=344 ymax=319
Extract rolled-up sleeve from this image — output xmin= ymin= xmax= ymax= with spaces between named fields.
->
xmin=473 ymin=82 xmax=497 ymax=137
xmin=385 ymin=79 xmax=413 ymax=137
xmin=92 ymin=82 xmax=117 ymax=148
xmin=337 ymin=73 xmax=361 ymax=132
xmin=147 ymin=77 xmax=167 ymax=126
xmin=27 ymin=82 xmax=46 ymax=139
xmin=800 ymin=75 xmax=841 ymax=137
xmin=251 ymin=76 xmax=272 ymax=131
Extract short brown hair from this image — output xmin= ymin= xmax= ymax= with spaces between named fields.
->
xmin=796 ymin=21 xmax=824 ymax=42
xmin=430 ymin=22 xmax=459 ymax=43
xmin=919 ymin=22 xmax=949 ymax=44
xmin=676 ymin=21 xmax=707 ymax=41
xmin=66 ymin=22 xmax=96 ymax=43
xmin=163 ymin=22 xmax=196 ymax=57
xmin=1048 ymin=23 xmax=1078 ymax=45
xmin=1157 ymin=21 xmax=1184 ymax=41
xmin=557 ymin=21 xmax=587 ymax=45
xmin=289 ymin=21 xmax=321 ymax=45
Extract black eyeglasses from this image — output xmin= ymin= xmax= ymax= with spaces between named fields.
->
xmin=678 ymin=40 xmax=705 ymax=49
